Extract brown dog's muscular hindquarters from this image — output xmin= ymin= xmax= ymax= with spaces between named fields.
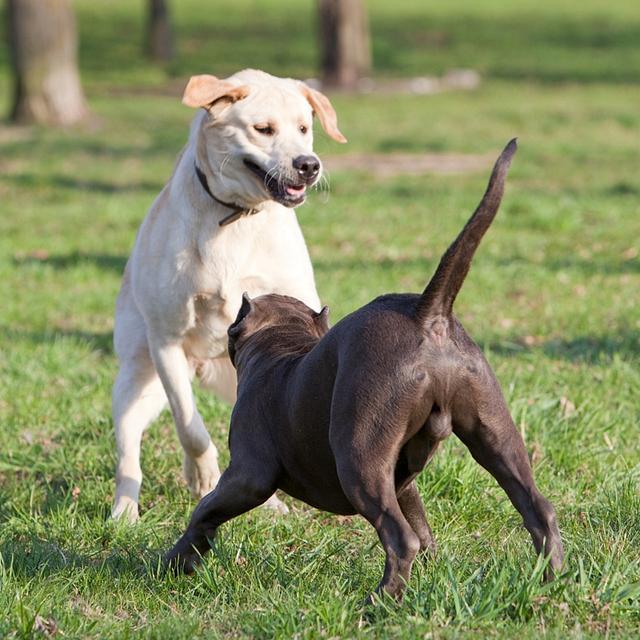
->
xmin=328 ymin=320 xmax=440 ymax=599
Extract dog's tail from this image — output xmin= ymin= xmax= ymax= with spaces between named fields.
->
xmin=416 ymin=139 xmax=517 ymax=322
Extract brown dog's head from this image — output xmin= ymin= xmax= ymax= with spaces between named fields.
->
xmin=228 ymin=293 xmax=329 ymax=367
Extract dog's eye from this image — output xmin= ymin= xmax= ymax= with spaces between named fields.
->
xmin=299 ymin=125 xmax=308 ymax=135
xmin=254 ymin=124 xmax=275 ymax=136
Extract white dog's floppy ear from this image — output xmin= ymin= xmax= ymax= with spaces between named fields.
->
xmin=182 ymin=74 xmax=249 ymax=112
xmin=299 ymin=84 xmax=347 ymax=144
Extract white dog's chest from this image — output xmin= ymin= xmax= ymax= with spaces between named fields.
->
xmin=183 ymin=272 xmax=273 ymax=360
xmin=133 ymin=201 xmax=318 ymax=362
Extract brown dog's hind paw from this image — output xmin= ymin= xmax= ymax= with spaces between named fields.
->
xmin=362 ymin=585 xmax=405 ymax=610
xmin=361 ymin=590 xmax=385 ymax=609
xmin=542 ymin=552 xmax=564 ymax=583
xmin=419 ymin=536 xmax=437 ymax=556
xmin=362 ymin=593 xmax=376 ymax=608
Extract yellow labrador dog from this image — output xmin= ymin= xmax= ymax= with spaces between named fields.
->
xmin=111 ymin=69 xmax=346 ymax=521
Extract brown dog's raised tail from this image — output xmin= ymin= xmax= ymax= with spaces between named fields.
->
xmin=417 ymin=138 xmax=517 ymax=321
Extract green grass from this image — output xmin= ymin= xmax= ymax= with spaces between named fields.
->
xmin=1 ymin=0 xmax=639 ymax=637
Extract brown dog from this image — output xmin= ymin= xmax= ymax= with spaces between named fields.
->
xmin=165 ymin=139 xmax=564 ymax=600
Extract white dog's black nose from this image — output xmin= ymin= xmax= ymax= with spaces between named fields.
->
xmin=293 ymin=155 xmax=320 ymax=181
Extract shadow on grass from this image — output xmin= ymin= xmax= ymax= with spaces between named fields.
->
xmin=13 ymin=252 xmax=127 ymax=275
xmin=372 ymin=13 xmax=640 ymax=83
xmin=1 ymin=172 xmax=162 ymax=194
xmin=485 ymin=329 xmax=640 ymax=364
xmin=0 ymin=326 xmax=114 ymax=355
xmin=72 ymin=4 xmax=640 ymax=85
xmin=314 ymin=253 xmax=639 ymax=276
xmin=0 ymin=536 xmax=164 ymax=581
xmin=0 ymin=480 xmax=164 ymax=579
xmin=493 ymin=256 xmax=640 ymax=276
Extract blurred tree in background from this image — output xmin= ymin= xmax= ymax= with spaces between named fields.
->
xmin=4 ymin=0 xmax=376 ymax=128
xmin=318 ymin=0 xmax=371 ymax=89
xmin=7 ymin=0 xmax=88 ymax=125
xmin=146 ymin=0 xmax=174 ymax=63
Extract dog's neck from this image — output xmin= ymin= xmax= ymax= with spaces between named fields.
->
xmin=193 ymin=162 xmax=260 ymax=227
xmin=233 ymin=325 xmax=321 ymax=377
xmin=189 ymin=116 xmax=266 ymax=226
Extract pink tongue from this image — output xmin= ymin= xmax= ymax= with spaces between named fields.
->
xmin=286 ymin=184 xmax=306 ymax=196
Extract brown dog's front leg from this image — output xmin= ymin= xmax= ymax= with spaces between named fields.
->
xmin=165 ymin=462 xmax=277 ymax=574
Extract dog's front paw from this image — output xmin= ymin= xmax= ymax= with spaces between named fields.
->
xmin=262 ymin=493 xmax=289 ymax=515
xmin=111 ymin=497 xmax=140 ymax=523
xmin=164 ymin=547 xmax=199 ymax=576
xmin=164 ymin=536 xmax=202 ymax=576
xmin=183 ymin=445 xmax=221 ymax=499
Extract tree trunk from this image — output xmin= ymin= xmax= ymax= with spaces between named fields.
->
xmin=318 ymin=0 xmax=371 ymax=89
xmin=7 ymin=0 xmax=88 ymax=126
xmin=146 ymin=0 xmax=174 ymax=63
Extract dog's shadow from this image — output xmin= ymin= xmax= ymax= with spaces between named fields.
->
xmin=0 ymin=537 xmax=162 ymax=580
xmin=0 ymin=479 xmax=165 ymax=583
xmin=0 ymin=489 xmax=168 ymax=584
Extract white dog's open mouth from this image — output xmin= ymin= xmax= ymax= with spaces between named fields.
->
xmin=243 ymin=159 xmax=308 ymax=207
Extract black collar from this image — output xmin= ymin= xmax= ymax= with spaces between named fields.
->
xmin=194 ymin=164 xmax=258 ymax=227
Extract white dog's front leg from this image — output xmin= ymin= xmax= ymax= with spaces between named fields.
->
xmin=150 ymin=339 xmax=221 ymax=498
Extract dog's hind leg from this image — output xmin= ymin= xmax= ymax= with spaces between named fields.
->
xmin=395 ymin=427 xmax=444 ymax=554
xmin=165 ymin=456 xmax=279 ymax=574
xmin=397 ymin=481 xmax=436 ymax=554
xmin=453 ymin=379 xmax=564 ymax=578
xmin=333 ymin=426 xmax=420 ymax=602
xmin=329 ymin=379 xmax=424 ymax=600
xmin=339 ymin=465 xmax=420 ymax=601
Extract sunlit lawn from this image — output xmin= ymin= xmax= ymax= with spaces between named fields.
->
xmin=0 ymin=1 xmax=639 ymax=637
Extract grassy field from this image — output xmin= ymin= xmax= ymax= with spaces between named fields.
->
xmin=1 ymin=0 xmax=639 ymax=637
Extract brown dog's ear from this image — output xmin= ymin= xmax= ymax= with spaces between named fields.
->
xmin=228 ymin=292 xmax=255 ymax=338
xmin=238 ymin=292 xmax=254 ymax=319
xmin=314 ymin=305 xmax=330 ymax=333
xmin=182 ymin=74 xmax=249 ymax=111
xmin=299 ymin=84 xmax=347 ymax=143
